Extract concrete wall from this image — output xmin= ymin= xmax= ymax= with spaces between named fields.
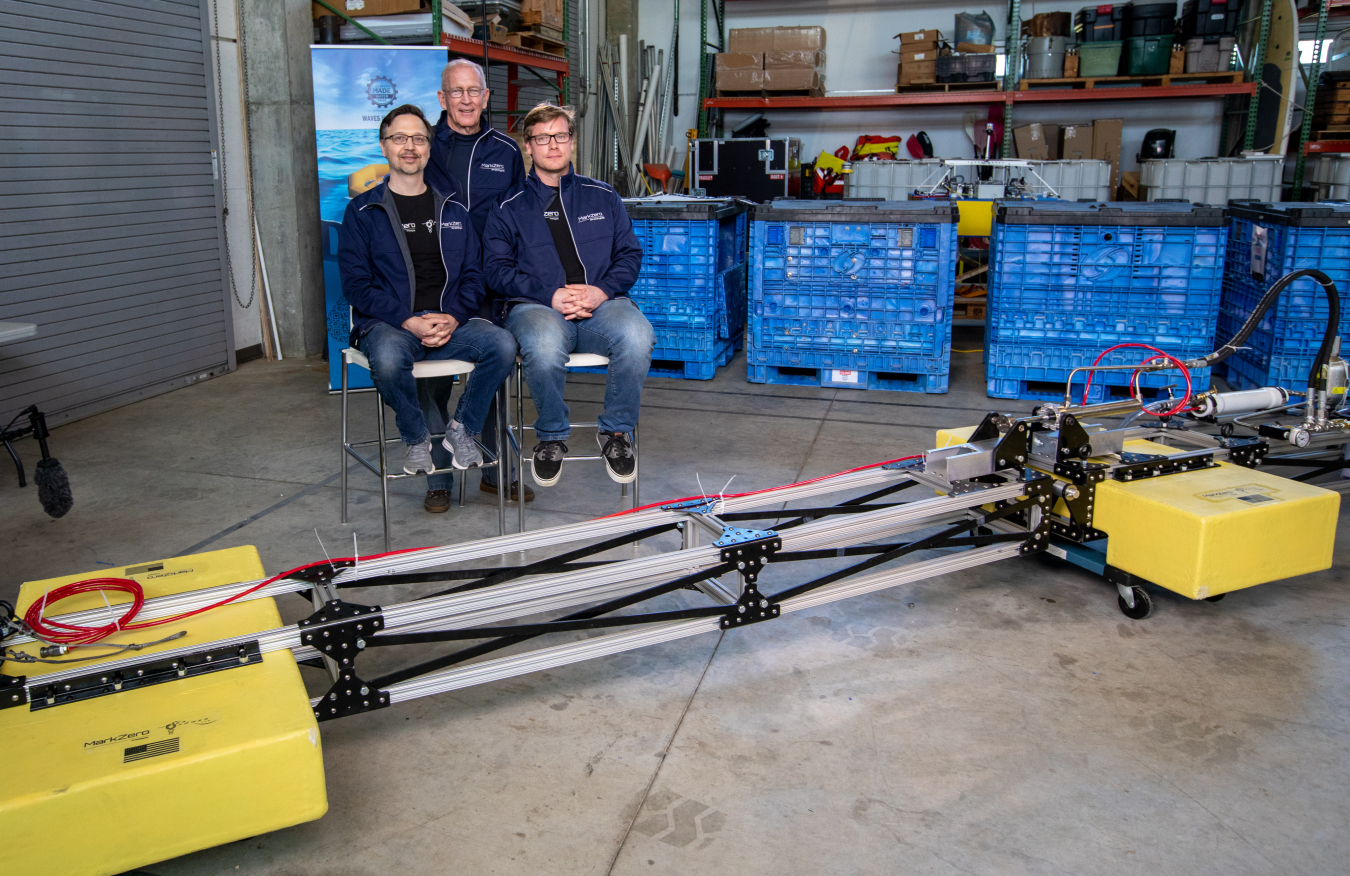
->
xmin=640 ymin=0 xmax=1226 ymax=181
xmin=208 ymin=0 xmax=263 ymax=356
xmin=239 ymin=0 xmax=327 ymax=359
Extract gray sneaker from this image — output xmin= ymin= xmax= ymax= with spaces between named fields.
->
xmin=442 ymin=420 xmax=483 ymax=470
xmin=403 ymin=438 xmax=434 ymax=475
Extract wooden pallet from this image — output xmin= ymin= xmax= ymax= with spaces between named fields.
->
xmin=503 ymin=30 xmax=566 ymax=57
xmin=896 ymin=81 xmax=1002 ymax=94
xmin=1017 ymin=71 xmax=1243 ymax=90
xmin=522 ymin=23 xmax=563 ymax=41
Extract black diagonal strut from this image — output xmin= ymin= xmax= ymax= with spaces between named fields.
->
xmin=368 ymin=561 xmax=737 ymax=689
xmin=415 ymin=522 xmax=679 ymax=601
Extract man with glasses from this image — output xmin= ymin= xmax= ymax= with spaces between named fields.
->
xmin=425 ymin=57 xmax=532 ymax=503
xmin=340 ymin=104 xmax=517 ymax=512
xmin=483 ymin=103 xmax=651 ymax=488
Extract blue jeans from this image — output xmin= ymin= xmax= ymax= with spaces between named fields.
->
xmin=358 ymin=318 xmax=518 ymax=490
xmin=505 ymin=298 xmax=655 ymax=441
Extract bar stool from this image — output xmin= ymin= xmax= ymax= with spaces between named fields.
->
xmin=340 ymin=348 xmax=507 ymax=549
xmin=508 ymin=353 xmax=640 ymax=532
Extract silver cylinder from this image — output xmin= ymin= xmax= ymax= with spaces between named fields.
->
xmin=1193 ymin=387 xmax=1290 ymax=417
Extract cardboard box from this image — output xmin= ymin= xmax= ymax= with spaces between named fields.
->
xmin=314 ymin=0 xmax=422 ymax=18
xmin=765 ymin=49 xmax=825 ymax=69
xmin=716 ymin=67 xmax=765 ymax=92
xmin=1169 ymin=42 xmax=1186 ymax=74
xmin=956 ymin=42 xmax=996 ymax=53
xmin=729 ymin=26 xmax=826 ymax=53
xmin=1093 ymin=117 xmax=1124 ymax=194
xmin=900 ymin=48 xmax=937 ymax=63
xmin=896 ymin=30 xmax=941 ymax=46
xmin=898 ymin=60 xmax=937 ymax=86
xmin=1013 ymin=123 xmax=1050 ymax=160
xmin=521 ymin=0 xmax=563 ymax=30
xmin=1063 ymin=50 xmax=1079 ymax=78
xmin=1059 ymin=123 xmax=1093 ymax=160
xmin=1042 ymin=124 xmax=1061 ymax=160
xmin=715 ymin=52 xmax=764 ymax=72
xmin=764 ymin=68 xmax=824 ymax=92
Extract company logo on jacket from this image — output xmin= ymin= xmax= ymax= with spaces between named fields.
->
xmin=479 ymin=162 xmax=507 ymax=173
xmin=441 ymin=220 xmax=463 ymax=230
xmin=543 ymin=210 xmax=560 ymax=220
xmin=402 ymin=222 xmax=416 ymax=232
xmin=577 ymin=212 xmax=605 ymax=222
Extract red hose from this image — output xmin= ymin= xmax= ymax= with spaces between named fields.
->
xmin=1078 ymin=342 xmax=1192 ymax=416
xmin=24 ymin=455 xmax=929 ymax=646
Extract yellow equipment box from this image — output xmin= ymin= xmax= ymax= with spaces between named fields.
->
xmin=0 ymin=547 xmax=327 ymax=876
xmin=935 ymin=426 xmax=1339 ymax=599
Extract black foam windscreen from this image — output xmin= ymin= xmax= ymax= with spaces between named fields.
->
xmin=34 ymin=457 xmax=73 ymax=519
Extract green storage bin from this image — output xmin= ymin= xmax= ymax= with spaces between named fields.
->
xmin=1078 ymin=40 xmax=1124 ymax=77
xmin=1124 ymin=34 xmax=1175 ymax=75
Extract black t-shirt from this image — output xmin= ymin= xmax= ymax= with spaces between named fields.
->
xmin=543 ymin=189 xmax=586 ymax=286
xmin=391 ymin=189 xmax=447 ymax=313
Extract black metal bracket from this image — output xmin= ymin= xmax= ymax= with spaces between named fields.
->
xmin=1217 ymin=436 xmax=1269 ymax=468
xmin=25 ymin=641 xmax=262 ymax=711
xmin=314 ymin=668 xmax=390 ymax=722
xmin=1047 ymin=461 xmax=1107 ymax=543
xmin=1017 ymin=473 xmax=1055 ymax=555
xmin=290 ymin=560 xmax=356 ymax=587
xmin=715 ymin=529 xmax=782 ymax=629
xmin=993 ymin=420 xmax=1032 ymax=470
xmin=1057 ymin=414 xmax=1095 ymax=461
xmin=298 ymin=600 xmax=384 ymax=671
xmin=0 ymin=673 xmax=27 ymax=710
xmin=1112 ymin=451 xmax=1216 ymax=482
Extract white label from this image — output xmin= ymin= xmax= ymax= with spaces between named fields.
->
xmin=831 ymin=369 xmax=859 ymax=384
xmin=346 ymin=0 xmax=365 ymax=10
xmin=912 ymin=52 xmax=927 ymax=60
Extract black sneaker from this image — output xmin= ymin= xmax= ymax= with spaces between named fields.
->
xmin=597 ymin=431 xmax=636 ymax=484
xmin=423 ymin=489 xmax=451 ymax=513
xmin=532 ymin=440 xmax=567 ymax=487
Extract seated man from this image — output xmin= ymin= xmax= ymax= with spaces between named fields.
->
xmin=483 ymin=103 xmax=651 ymax=488
xmin=339 ymin=104 xmax=517 ymax=511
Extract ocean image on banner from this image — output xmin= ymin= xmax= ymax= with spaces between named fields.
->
xmin=310 ymin=46 xmax=446 ymax=390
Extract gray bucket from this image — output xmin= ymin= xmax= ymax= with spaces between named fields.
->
xmin=1024 ymin=35 xmax=1067 ymax=79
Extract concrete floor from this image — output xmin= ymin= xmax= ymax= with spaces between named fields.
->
xmin=3 ymin=340 xmax=1348 ymax=875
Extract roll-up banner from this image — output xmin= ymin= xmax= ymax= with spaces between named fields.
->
xmin=311 ymin=45 xmax=447 ymax=391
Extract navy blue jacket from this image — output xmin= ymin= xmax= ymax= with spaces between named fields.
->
xmin=338 ymin=180 xmax=483 ymax=344
xmin=482 ymin=167 xmax=643 ymax=315
xmin=426 ymin=114 xmax=526 ymax=236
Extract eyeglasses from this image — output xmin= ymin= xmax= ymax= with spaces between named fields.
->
xmin=529 ymin=132 xmax=573 ymax=146
xmin=382 ymin=134 xmax=430 ymax=146
xmin=445 ymin=87 xmax=485 ymax=99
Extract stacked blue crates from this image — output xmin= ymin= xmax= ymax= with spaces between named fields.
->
xmin=987 ymin=201 xmax=1226 ymax=404
xmin=611 ymin=198 xmax=748 ymax=379
xmin=747 ymin=200 xmax=958 ymax=392
xmin=1218 ymin=202 xmax=1350 ymax=391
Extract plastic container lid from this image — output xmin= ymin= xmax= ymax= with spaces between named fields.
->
xmin=1226 ymin=200 xmax=1350 ymax=227
xmin=996 ymin=199 xmax=1227 ymax=226
xmin=622 ymin=197 xmax=750 ymax=219
xmin=752 ymin=199 xmax=957 ymax=222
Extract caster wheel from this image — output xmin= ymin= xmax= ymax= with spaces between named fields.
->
xmin=1117 ymin=586 xmax=1153 ymax=619
xmin=1204 ymin=593 xmax=1226 ymax=602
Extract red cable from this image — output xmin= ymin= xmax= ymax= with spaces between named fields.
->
xmin=597 ymin=455 xmax=925 ymax=519
xmin=1078 ymin=342 xmax=1192 ymax=416
xmin=21 ymin=544 xmax=429 ymax=648
xmin=24 ymin=456 xmax=931 ymax=646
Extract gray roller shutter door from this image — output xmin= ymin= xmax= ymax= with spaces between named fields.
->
xmin=0 ymin=0 xmax=232 ymax=428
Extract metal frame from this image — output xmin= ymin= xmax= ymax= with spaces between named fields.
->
xmin=507 ymin=355 xmax=641 ymax=533
xmin=340 ymin=349 xmax=508 ymax=550
xmin=2 ymin=459 xmax=1050 ymax=721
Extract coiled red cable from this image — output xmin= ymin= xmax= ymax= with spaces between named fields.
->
xmin=1078 ymin=342 xmax=1193 ymax=416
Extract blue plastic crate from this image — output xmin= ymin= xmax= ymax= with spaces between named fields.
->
xmin=634 ymin=263 xmax=748 ymax=339
xmin=1224 ymin=206 xmax=1350 ymax=323
xmin=986 ymin=341 xmax=1212 ymax=404
xmin=988 ymin=309 xmax=1216 ymax=350
xmin=1219 ymin=350 xmax=1318 ymax=393
xmin=752 ymin=215 xmax=958 ymax=289
xmin=568 ymin=325 xmax=740 ymax=381
xmin=989 ymin=201 xmax=1227 ymax=318
xmin=746 ymin=340 xmax=950 ymax=393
